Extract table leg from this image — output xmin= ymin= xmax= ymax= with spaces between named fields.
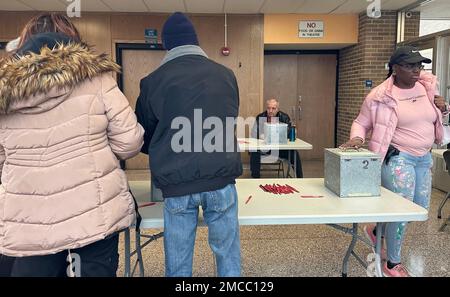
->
xmin=375 ymin=222 xmax=383 ymax=277
xmin=135 ymin=229 xmax=145 ymax=277
xmin=124 ymin=228 xmax=131 ymax=277
xmin=342 ymin=223 xmax=358 ymax=277
xmin=294 ymin=151 xmax=297 ymax=178
xmin=287 ymin=151 xmax=296 ymax=178
xmin=438 ymin=216 xmax=449 ymax=232
xmin=437 ymin=192 xmax=449 ymax=219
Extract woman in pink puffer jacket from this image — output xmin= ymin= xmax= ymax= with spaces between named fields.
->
xmin=0 ymin=14 xmax=144 ymax=276
xmin=341 ymin=46 xmax=447 ymax=277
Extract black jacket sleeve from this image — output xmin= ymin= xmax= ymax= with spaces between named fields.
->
xmin=135 ymin=78 xmax=158 ymax=155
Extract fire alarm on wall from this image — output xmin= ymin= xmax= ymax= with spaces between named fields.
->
xmin=221 ymin=46 xmax=230 ymax=56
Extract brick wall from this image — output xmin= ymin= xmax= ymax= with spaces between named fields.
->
xmin=336 ymin=11 xmax=420 ymax=146
xmin=405 ymin=12 xmax=421 ymax=40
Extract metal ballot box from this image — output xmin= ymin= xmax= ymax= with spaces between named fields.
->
xmin=324 ymin=148 xmax=381 ymax=198
xmin=263 ymin=123 xmax=288 ymax=145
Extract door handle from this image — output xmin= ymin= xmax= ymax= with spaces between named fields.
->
xmin=298 ymin=96 xmax=302 ymax=120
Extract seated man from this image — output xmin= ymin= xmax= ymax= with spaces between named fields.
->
xmin=250 ymin=98 xmax=303 ymax=178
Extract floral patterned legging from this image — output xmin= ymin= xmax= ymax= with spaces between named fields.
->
xmin=380 ymin=151 xmax=433 ymax=264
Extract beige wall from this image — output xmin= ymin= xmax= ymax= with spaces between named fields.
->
xmin=264 ymin=14 xmax=358 ymax=47
xmin=0 ymin=12 xmax=264 ymax=118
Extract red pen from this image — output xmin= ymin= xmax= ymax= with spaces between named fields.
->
xmin=259 ymin=185 xmax=269 ymax=192
xmin=276 ymin=184 xmax=287 ymax=194
xmin=273 ymin=183 xmax=280 ymax=195
xmin=245 ymin=195 xmax=253 ymax=204
xmin=286 ymin=184 xmax=299 ymax=193
xmin=284 ymin=185 xmax=293 ymax=194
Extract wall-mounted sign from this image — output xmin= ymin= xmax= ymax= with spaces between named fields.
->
xmin=299 ymin=21 xmax=324 ymax=38
xmin=145 ymin=29 xmax=158 ymax=44
xmin=365 ymin=80 xmax=373 ymax=89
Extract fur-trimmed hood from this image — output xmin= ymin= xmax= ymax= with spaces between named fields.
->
xmin=0 ymin=42 xmax=120 ymax=114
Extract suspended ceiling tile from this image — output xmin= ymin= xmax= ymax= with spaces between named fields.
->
xmin=185 ymin=0 xmax=224 ymax=13
xmin=80 ymin=0 xmax=112 ymax=12
xmin=143 ymin=0 xmax=186 ymax=13
xmin=101 ymin=0 xmax=149 ymax=12
xmin=296 ymin=0 xmax=348 ymax=14
xmin=260 ymin=0 xmax=307 ymax=13
xmin=0 ymin=0 xmax=34 ymax=11
xmin=224 ymin=0 xmax=265 ymax=14
xmin=19 ymin=0 xmax=67 ymax=11
xmin=382 ymin=0 xmax=420 ymax=10
xmin=332 ymin=0 xmax=378 ymax=14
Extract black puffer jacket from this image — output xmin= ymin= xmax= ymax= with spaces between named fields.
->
xmin=135 ymin=54 xmax=242 ymax=197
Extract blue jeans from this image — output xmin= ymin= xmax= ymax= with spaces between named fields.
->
xmin=163 ymin=184 xmax=241 ymax=277
xmin=381 ymin=151 xmax=432 ymax=263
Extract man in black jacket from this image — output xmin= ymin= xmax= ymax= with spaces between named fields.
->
xmin=135 ymin=12 xmax=242 ymax=277
xmin=250 ymin=98 xmax=303 ymax=178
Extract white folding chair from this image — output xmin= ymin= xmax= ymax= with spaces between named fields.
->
xmin=260 ymin=154 xmax=285 ymax=178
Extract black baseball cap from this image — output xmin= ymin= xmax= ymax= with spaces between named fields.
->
xmin=389 ymin=46 xmax=431 ymax=65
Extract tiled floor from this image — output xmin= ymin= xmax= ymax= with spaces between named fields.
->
xmin=120 ymin=160 xmax=450 ymax=277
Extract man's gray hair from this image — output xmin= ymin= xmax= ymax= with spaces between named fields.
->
xmin=266 ymin=98 xmax=280 ymax=109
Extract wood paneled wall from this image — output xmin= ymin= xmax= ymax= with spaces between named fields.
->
xmin=0 ymin=12 xmax=264 ymax=118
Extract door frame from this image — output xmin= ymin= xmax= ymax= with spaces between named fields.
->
xmin=263 ymin=50 xmax=340 ymax=148
xmin=114 ymin=42 xmax=165 ymax=169
xmin=115 ymin=42 xmax=165 ymax=92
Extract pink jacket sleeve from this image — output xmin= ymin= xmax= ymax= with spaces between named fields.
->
xmin=349 ymin=95 xmax=373 ymax=142
xmin=101 ymin=74 xmax=145 ymax=160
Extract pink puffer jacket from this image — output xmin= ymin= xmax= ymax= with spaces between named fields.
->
xmin=0 ymin=43 xmax=144 ymax=257
xmin=350 ymin=71 xmax=444 ymax=161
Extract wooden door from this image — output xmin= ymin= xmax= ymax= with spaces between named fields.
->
xmin=264 ymin=55 xmax=298 ymax=110
xmin=121 ymin=48 xmax=166 ymax=169
xmin=264 ymin=54 xmax=336 ymax=160
xmin=297 ymin=55 xmax=336 ymax=160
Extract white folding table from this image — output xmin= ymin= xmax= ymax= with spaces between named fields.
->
xmin=431 ymin=149 xmax=447 ymax=159
xmin=431 ymin=149 xmax=450 ymax=231
xmin=126 ymin=178 xmax=428 ymax=277
xmin=237 ymin=138 xmax=313 ymax=177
